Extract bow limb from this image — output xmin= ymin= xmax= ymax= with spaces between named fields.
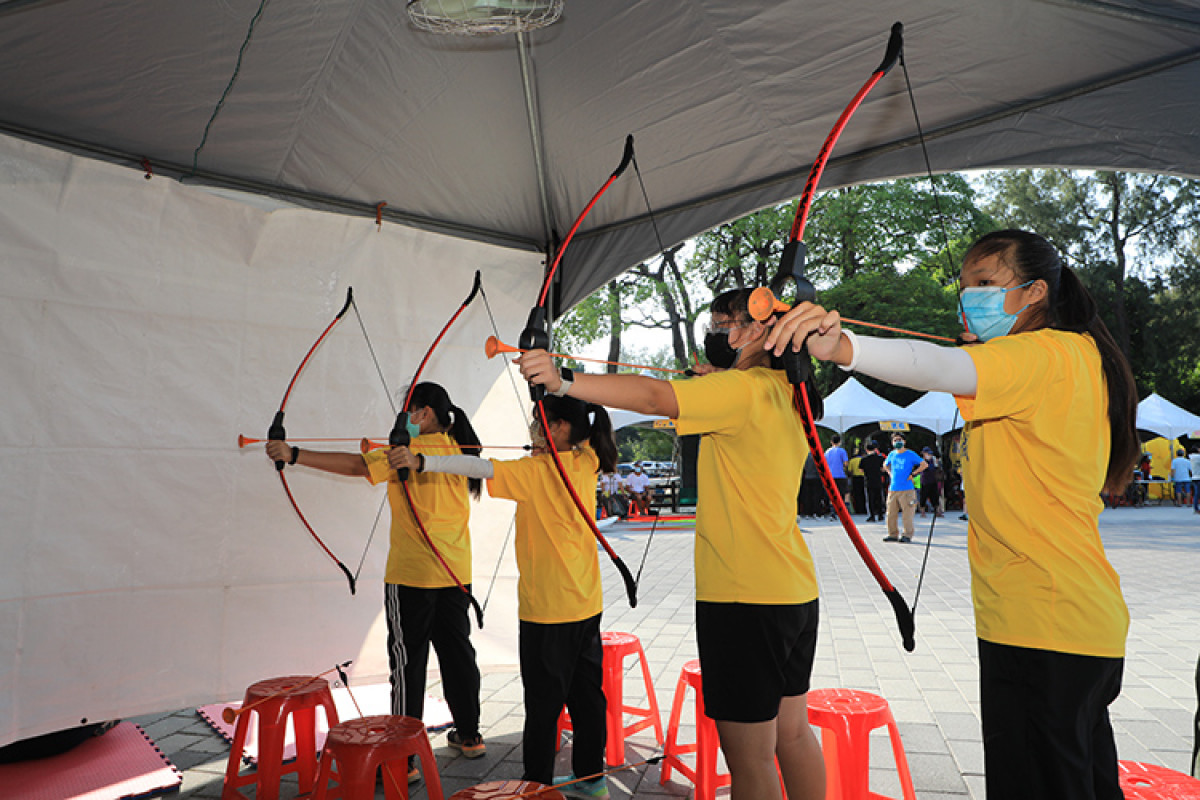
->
xmin=394 ymin=270 xmax=486 ymax=627
xmin=772 ymin=23 xmax=915 ymax=651
xmin=520 ymin=136 xmax=639 ymax=608
xmin=270 ymin=288 xmax=358 ymax=594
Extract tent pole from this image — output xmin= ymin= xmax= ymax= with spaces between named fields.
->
xmin=517 ymin=30 xmax=555 ymax=251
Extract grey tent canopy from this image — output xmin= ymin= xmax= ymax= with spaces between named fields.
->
xmin=1 ymin=0 xmax=1198 ymax=311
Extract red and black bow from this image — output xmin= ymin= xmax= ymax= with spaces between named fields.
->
xmin=391 ymin=271 xmax=486 ymax=627
xmin=268 ymin=288 xmax=361 ymax=594
xmin=767 ymin=23 xmax=917 ymax=651
xmin=519 ymin=137 xmax=639 ymax=608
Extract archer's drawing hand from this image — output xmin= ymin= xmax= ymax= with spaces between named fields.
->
xmin=764 ymin=302 xmax=846 ymax=363
xmin=516 ymin=349 xmax=563 ymax=393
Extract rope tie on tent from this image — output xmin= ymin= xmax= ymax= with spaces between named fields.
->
xmin=140 ymin=157 xmax=153 ymax=180
xmin=375 ymin=202 xmax=387 ymax=230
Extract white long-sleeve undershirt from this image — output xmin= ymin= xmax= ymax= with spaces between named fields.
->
xmin=842 ymin=333 xmax=978 ymax=397
xmin=421 ymin=454 xmax=495 ymax=480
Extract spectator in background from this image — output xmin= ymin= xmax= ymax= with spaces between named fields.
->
xmin=625 ymin=462 xmax=652 ymax=516
xmin=859 ymin=440 xmax=886 ymax=522
xmin=918 ymin=446 xmax=945 ymax=518
xmin=799 ymin=451 xmax=826 ymax=519
xmin=1190 ymin=446 xmax=1200 ymax=515
xmin=824 ymin=434 xmax=851 ymax=509
xmin=882 ymin=433 xmax=926 ymax=543
xmin=848 ymin=445 xmax=866 ymax=515
xmin=599 ymin=468 xmax=628 ymax=519
xmin=1171 ymin=448 xmax=1192 ymax=507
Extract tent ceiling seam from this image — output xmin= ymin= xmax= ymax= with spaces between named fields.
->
xmin=0 ymin=120 xmax=543 ymax=252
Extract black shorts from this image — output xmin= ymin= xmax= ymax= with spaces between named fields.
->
xmin=695 ymin=600 xmax=819 ymax=723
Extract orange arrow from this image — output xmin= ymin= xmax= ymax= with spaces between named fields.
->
xmin=485 ymin=336 xmax=690 ymax=375
xmin=748 ymin=287 xmax=956 ymax=343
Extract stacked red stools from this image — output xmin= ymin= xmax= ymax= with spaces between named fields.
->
xmin=659 ymin=659 xmax=728 ymax=800
xmin=806 ymin=688 xmax=915 ymax=800
xmin=449 ymin=780 xmax=565 ymax=799
xmin=1118 ymin=760 xmax=1200 ymax=798
xmin=556 ymin=631 xmax=665 ymax=766
xmin=222 ymin=675 xmax=339 ymax=800
xmin=312 ymin=715 xmax=442 ymax=800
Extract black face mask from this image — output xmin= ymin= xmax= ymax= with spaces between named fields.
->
xmin=704 ymin=331 xmax=739 ymax=369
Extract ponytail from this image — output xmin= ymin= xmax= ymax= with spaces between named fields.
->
xmin=407 ymin=382 xmax=484 ymax=499
xmin=542 ymin=394 xmax=619 ymax=474
xmin=1050 ymin=265 xmax=1139 ymax=495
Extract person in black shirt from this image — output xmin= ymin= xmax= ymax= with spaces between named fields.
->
xmin=858 ymin=439 xmax=886 ymax=522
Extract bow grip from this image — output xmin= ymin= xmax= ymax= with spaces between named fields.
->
xmin=519 ymin=307 xmax=550 ymax=402
xmin=390 ymin=411 xmax=412 ymax=482
xmin=269 ymin=411 xmax=287 ymax=471
xmin=771 ymin=240 xmax=815 ymax=386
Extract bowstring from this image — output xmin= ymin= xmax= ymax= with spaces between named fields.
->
xmin=478 ymin=282 xmax=527 ymax=613
xmin=899 ymin=48 xmax=963 ymax=616
xmin=348 ymin=295 xmax=398 ymax=584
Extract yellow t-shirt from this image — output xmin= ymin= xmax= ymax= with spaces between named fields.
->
xmin=672 ymin=367 xmax=818 ymax=605
xmin=488 ymin=447 xmax=603 ymax=624
xmin=957 ymin=329 xmax=1128 ymax=658
xmin=364 ymin=432 xmax=472 ymax=588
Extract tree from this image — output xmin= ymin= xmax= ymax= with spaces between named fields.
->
xmin=979 ymin=169 xmax=1200 ymax=411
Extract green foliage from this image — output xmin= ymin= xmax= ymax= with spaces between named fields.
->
xmin=559 ymin=168 xmax=1200 ymax=415
xmin=616 ymin=426 xmax=675 ymax=463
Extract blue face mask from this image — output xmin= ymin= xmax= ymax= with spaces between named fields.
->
xmin=959 ymin=281 xmax=1034 ymax=341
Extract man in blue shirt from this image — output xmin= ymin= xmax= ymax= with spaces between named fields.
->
xmin=882 ymin=433 xmax=926 ymax=543
xmin=824 ymin=434 xmax=851 ymax=514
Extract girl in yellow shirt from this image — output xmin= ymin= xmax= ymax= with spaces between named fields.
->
xmin=769 ymin=229 xmax=1139 ymax=800
xmin=391 ymin=393 xmax=618 ymax=797
xmin=265 ymin=381 xmax=487 ymax=764
xmin=518 ymin=289 xmax=827 ymax=800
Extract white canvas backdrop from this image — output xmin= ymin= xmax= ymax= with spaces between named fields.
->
xmin=0 ymin=132 xmax=543 ymax=746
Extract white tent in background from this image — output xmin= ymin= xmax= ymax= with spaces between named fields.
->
xmin=819 ymin=377 xmax=907 ymax=434
xmin=903 ymin=392 xmax=963 ymax=435
xmin=609 ymin=409 xmax=665 ymax=431
xmin=1135 ymin=393 xmax=1200 ymax=441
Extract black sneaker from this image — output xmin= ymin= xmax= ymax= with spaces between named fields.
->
xmin=406 ymin=756 xmax=421 ymax=783
xmin=446 ymin=728 xmax=486 ymax=759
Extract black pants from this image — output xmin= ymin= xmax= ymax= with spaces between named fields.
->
xmin=865 ymin=478 xmax=885 ymax=519
xmin=979 ymin=639 xmax=1123 ymax=800
xmin=385 ymin=583 xmax=481 ymax=737
xmin=519 ymin=614 xmax=606 ymax=785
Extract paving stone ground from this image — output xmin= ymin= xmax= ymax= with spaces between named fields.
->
xmin=130 ymin=504 xmax=1200 ymax=798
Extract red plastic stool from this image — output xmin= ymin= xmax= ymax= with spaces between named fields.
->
xmin=557 ymin=631 xmax=664 ymax=766
xmin=449 ymin=780 xmax=566 ymax=799
xmin=312 ymin=715 xmax=442 ymax=800
xmin=1119 ymin=760 xmax=1200 ymax=798
xmin=222 ymin=675 xmax=339 ymax=800
xmin=659 ymin=659 xmax=728 ymax=800
xmin=806 ymin=688 xmax=915 ymax=800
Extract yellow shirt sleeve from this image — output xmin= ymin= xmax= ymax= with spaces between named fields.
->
xmin=672 ymin=368 xmax=818 ymax=605
xmin=364 ymin=432 xmax=473 ymax=588
xmin=488 ymin=447 xmax=604 ymax=624
xmin=957 ymin=330 xmax=1127 ymax=657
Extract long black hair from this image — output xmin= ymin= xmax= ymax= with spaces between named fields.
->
xmin=710 ymin=288 xmax=824 ymax=421
xmin=962 ymin=229 xmax=1138 ymax=493
xmin=407 ymin=382 xmax=484 ymax=499
xmin=541 ymin=394 xmax=618 ymax=474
